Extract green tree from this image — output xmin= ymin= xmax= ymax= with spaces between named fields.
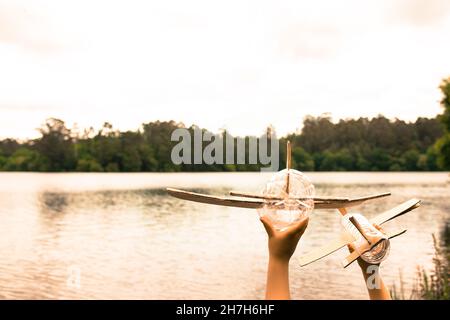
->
xmin=439 ymin=78 xmax=450 ymax=132
xmin=34 ymin=118 xmax=76 ymax=171
xmin=0 ymin=156 xmax=6 ymax=169
xmin=416 ymin=154 xmax=429 ymax=171
xmin=76 ymin=157 xmax=103 ymax=172
xmin=415 ymin=117 xmax=444 ymax=151
xmin=292 ymin=147 xmax=314 ymax=171
xmin=355 ymin=155 xmax=370 ymax=171
xmin=139 ymin=144 xmax=158 ymax=171
xmin=402 ymin=149 xmax=420 ymax=171
xmin=91 ymin=122 xmax=121 ymax=169
xmin=0 ymin=139 xmax=20 ymax=157
xmin=105 ymin=163 xmax=120 ymax=172
xmin=368 ymin=148 xmax=391 ymax=171
xmin=2 ymin=148 xmax=48 ymax=171
xmin=434 ymin=77 xmax=450 ymax=170
xmin=142 ymin=121 xmax=184 ymax=171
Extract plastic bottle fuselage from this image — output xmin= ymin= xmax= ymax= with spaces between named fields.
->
xmin=341 ymin=213 xmax=390 ymax=264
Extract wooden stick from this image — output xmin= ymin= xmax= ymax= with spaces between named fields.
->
xmin=349 ymin=216 xmax=372 ymax=245
xmin=286 ymin=140 xmax=292 ymax=170
xmin=229 ymin=191 xmax=351 ymax=201
xmin=285 ymin=141 xmax=291 ymax=194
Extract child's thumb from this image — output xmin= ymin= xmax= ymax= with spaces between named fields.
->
xmin=260 ymin=215 xmax=274 ymax=236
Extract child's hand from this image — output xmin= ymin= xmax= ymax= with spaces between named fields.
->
xmin=261 ymin=215 xmax=309 ymax=299
xmin=260 ymin=215 xmax=309 ymax=263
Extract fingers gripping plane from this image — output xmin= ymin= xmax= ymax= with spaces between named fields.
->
xmin=167 ymin=141 xmax=421 ymax=267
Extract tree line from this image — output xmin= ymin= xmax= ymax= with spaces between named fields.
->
xmin=0 ymin=78 xmax=449 ymax=172
xmin=0 ymin=115 xmax=444 ymax=172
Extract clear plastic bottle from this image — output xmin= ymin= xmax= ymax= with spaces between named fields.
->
xmin=257 ymin=169 xmax=315 ymax=231
xmin=341 ymin=213 xmax=390 ymax=264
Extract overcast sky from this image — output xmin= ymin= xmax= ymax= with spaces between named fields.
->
xmin=1 ymin=0 xmax=450 ymax=139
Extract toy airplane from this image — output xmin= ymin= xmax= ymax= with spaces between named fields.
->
xmin=298 ymin=199 xmax=420 ymax=267
xmin=167 ymin=141 xmax=421 ymax=267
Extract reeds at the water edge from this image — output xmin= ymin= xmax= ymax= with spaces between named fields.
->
xmin=390 ymin=223 xmax=450 ymax=300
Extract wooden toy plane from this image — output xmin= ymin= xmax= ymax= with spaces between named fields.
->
xmin=166 ymin=141 xmax=421 ymax=267
xmin=167 ymin=141 xmax=392 ymax=210
xmin=298 ymin=199 xmax=421 ymax=268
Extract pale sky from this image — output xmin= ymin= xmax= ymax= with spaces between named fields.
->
xmin=1 ymin=0 xmax=450 ymax=139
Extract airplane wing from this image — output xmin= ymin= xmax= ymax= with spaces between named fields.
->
xmin=298 ymin=199 xmax=420 ymax=267
xmin=298 ymin=231 xmax=356 ymax=267
xmin=370 ymin=198 xmax=421 ymax=225
xmin=314 ymin=192 xmax=391 ymax=209
xmin=166 ymin=188 xmax=264 ymax=209
xmin=167 ymin=188 xmax=391 ymax=209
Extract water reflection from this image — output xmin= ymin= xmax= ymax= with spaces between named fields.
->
xmin=0 ymin=172 xmax=448 ymax=299
xmin=39 ymin=193 xmax=69 ymax=214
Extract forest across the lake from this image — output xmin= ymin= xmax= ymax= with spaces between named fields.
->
xmin=1 ymin=78 xmax=450 ymax=172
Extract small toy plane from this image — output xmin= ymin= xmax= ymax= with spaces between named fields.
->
xmin=167 ymin=141 xmax=421 ymax=267
xmin=298 ymin=200 xmax=420 ymax=267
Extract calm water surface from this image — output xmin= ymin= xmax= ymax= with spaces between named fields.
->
xmin=0 ymin=172 xmax=448 ymax=299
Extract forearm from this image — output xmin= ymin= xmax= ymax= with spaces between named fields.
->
xmin=265 ymin=257 xmax=290 ymax=300
xmin=368 ymin=279 xmax=391 ymax=300
xmin=360 ymin=266 xmax=391 ymax=300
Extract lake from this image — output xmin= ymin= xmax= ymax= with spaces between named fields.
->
xmin=0 ymin=172 xmax=448 ymax=299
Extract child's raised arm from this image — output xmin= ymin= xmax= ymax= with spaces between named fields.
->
xmin=260 ymin=215 xmax=309 ymax=300
xmin=347 ymin=224 xmax=392 ymax=300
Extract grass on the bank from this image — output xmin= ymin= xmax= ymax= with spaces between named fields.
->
xmin=391 ymin=224 xmax=450 ymax=300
